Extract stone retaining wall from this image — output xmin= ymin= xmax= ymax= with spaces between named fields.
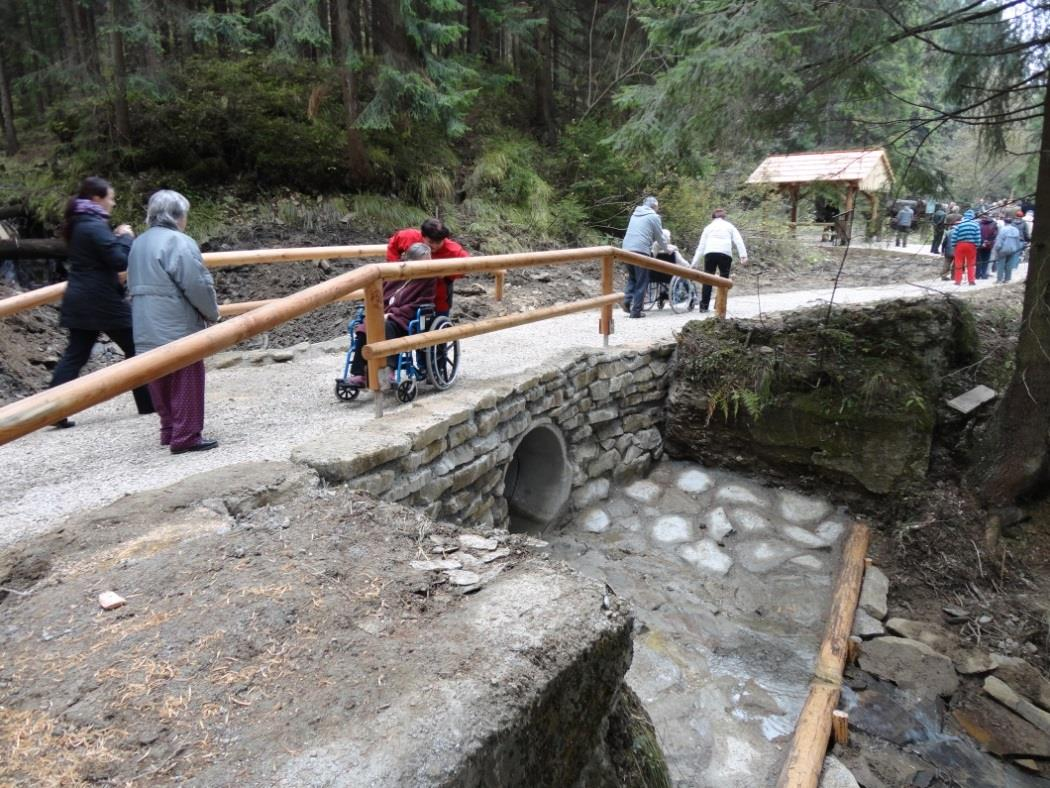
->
xmin=291 ymin=343 xmax=675 ymax=531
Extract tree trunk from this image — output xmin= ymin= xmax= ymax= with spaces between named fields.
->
xmin=331 ymin=0 xmax=371 ymax=182
xmin=78 ymin=2 xmax=102 ymax=79
xmin=0 ymin=239 xmax=67 ymax=259
xmin=534 ymin=8 xmax=556 ymax=144
xmin=59 ymin=0 xmax=84 ymax=67
xmin=974 ymin=83 xmax=1050 ymax=505
xmin=466 ymin=0 xmax=480 ymax=55
xmin=111 ymin=0 xmax=132 ymax=143
xmin=0 ymin=49 xmax=18 ymax=155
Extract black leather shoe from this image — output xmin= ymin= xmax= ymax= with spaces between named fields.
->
xmin=171 ymin=439 xmax=219 ymax=455
xmin=621 ymin=302 xmax=631 ymax=313
xmin=629 ymin=312 xmax=646 ymax=319
xmin=53 ymin=418 xmax=75 ymax=429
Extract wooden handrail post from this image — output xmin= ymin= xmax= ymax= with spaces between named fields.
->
xmin=715 ymin=285 xmax=728 ymax=319
xmin=600 ymin=255 xmax=615 ymax=347
xmin=494 ymin=270 xmax=505 ymax=302
xmin=363 ymin=280 xmax=386 ymax=418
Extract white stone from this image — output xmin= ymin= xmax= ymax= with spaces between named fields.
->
xmin=445 ymin=569 xmax=481 ymax=586
xmin=716 ymin=484 xmax=765 ymax=506
xmin=581 ymin=508 xmax=611 ymax=533
xmin=573 ymin=478 xmax=610 ymax=507
xmin=679 ymin=539 xmax=733 ymax=575
xmin=458 ymin=534 xmax=499 ymax=551
xmin=704 ymin=507 xmax=735 ymax=541
xmin=782 ymin=525 xmax=830 ymax=548
xmin=98 ymin=591 xmax=126 ymax=610
xmin=735 ymin=540 xmax=802 ymax=573
xmin=732 ymin=508 xmax=771 ymax=533
xmin=778 ymin=490 xmax=831 ymax=523
xmin=677 ymin=469 xmax=714 ymax=494
xmin=625 ymin=480 xmax=662 ymax=503
xmin=652 ymin=515 xmax=693 ymax=544
xmin=410 ymin=559 xmax=462 ymax=571
xmin=816 ymin=520 xmax=845 ymax=543
xmin=790 ymin=555 xmax=824 ymax=571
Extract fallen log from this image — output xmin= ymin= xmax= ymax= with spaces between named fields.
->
xmin=0 ymin=239 xmax=67 ymax=259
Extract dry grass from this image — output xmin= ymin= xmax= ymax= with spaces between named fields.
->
xmin=0 ymin=708 xmax=125 ymax=788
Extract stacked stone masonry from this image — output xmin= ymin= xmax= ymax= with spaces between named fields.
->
xmin=291 ymin=343 xmax=675 ymax=531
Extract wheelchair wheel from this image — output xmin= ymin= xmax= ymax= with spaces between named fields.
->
xmin=426 ymin=316 xmax=460 ymax=390
xmin=396 ymin=379 xmax=418 ymax=403
xmin=335 ymin=379 xmax=359 ymax=401
xmin=644 ymin=282 xmax=662 ymax=311
xmin=669 ymin=276 xmax=697 ymax=313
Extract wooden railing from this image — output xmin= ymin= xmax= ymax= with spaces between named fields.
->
xmin=0 ymin=246 xmax=731 ymax=444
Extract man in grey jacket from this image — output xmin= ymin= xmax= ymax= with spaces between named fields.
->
xmin=128 ymin=190 xmax=221 ymax=454
xmin=621 ymin=196 xmax=670 ymax=318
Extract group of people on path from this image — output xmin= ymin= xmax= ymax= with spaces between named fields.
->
xmin=620 ymin=196 xmax=747 ymax=318
xmin=46 ymin=176 xmax=470 ymax=448
xmin=937 ymin=205 xmax=1032 ymax=286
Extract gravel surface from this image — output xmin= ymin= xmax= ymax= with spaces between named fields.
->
xmin=0 ymin=260 xmax=1028 ymax=546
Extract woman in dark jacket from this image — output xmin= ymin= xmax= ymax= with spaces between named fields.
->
xmin=48 ymin=176 xmax=153 ymax=427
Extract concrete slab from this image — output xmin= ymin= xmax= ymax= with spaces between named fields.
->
xmin=947 ymin=385 xmax=997 ymax=414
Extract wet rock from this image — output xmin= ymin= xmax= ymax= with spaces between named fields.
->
xmin=859 ymin=566 xmax=889 ymax=620
xmin=625 ymin=480 xmax=661 ymax=503
xmin=779 ymin=491 xmax=831 ymax=524
xmin=716 ymin=485 xmax=765 ymax=506
xmin=952 ymin=693 xmax=1050 ymax=758
xmin=573 ymin=479 xmax=610 ymax=508
xmin=820 ymin=755 xmax=860 ymax=788
xmin=652 ymin=516 xmax=692 ymax=544
xmin=852 ymin=609 xmax=885 ymax=639
xmin=704 ymin=507 xmax=734 ymax=541
xmin=849 ymin=680 xmax=942 ymax=746
xmin=676 ymin=469 xmax=713 ymax=494
xmin=678 ymin=540 xmax=733 ymax=575
xmin=954 ymin=649 xmax=998 ymax=675
xmin=992 ymin=655 xmax=1050 ymax=711
xmin=627 ymin=640 xmax=683 ymax=701
xmin=858 ymin=637 xmax=958 ymax=697
xmin=445 ymin=569 xmax=482 ymax=587
xmin=732 ymin=508 xmax=772 ymax=533
xmin=735 ymin=540 xmax=802 ymax=573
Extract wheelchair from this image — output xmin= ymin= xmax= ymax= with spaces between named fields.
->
xmin=334 ymin=303 xmax=460 ymax=404
xmin=643 ymin=271 xmax=697 ymax=313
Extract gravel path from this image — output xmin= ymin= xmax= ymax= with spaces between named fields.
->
xmin=0 ymin=263 xmax=1027 ymax=546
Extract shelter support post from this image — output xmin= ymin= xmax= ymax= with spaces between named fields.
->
xmin=843 ymin=183 xmax=858 ymax=243
xmin=788 ymin=184 xmax=800 ymax=236
xmin=494 ymin=270 xmax=505 ymax=302
xmin=600 ymin=254 xmax=615 ymax=346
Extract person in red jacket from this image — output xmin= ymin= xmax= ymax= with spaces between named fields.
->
xmin=386 ymin=218 xmax=468 ymax=316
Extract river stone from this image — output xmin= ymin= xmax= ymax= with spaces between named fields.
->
xmin=459 ymin=534 xmax=499 ymax=551
xmin=992 ymin=655 xmax=1050 ymax=711
xmin=782 ymin=525 xmax=830 ymax=548
xmin=779 ymin=491 xmax=831 ymax=524
xmin=445 ymin=569 xmax=482 ymax=586
xmin=852 ymin=609 xmax=885 ymax=638
xmin=716 ymin=485 xmax=765 ymax=506
xmin=858 ymin=636 xmax=958 ymax=697
xmin=816 ymin=520 xmax=845 ymax=544
xmin=704 ymin=507 xmax=735 ymax=541
xmin=735 ymin=540 xmax=802 ymax=573
xmin=953 ymin=648 xmax=997 ymax=675
xmin=678 ymin=539 xmax=733 ymax=575
xmin=625 ymin=480 xmax=662 ymax=503
xmin=885 ymin=618 xmax=958 ymax=654
xmin=859 ymin=566 xmax=889 ymax=620
xmin=732 ymin=508 xmax=771 ymax=533
xmin=790 ymin=554 xmax=824 ymax=571
xmin=573 ymin=478 xmax=610 ymax=508
xmin=410 ymin=559 xmax=462 ymax=571
xmin=581 ymin=508 xmax=611 ymax=534
xmin=819 ymin=755 xmax=860 ymax=788
xmin=677 ymin=469 xmax=714 ymax=494
xmin=652 ymin=515 xmax=693 ymax=544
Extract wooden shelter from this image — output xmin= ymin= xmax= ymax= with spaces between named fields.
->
xmin=746 ymin=148 xmax=894 ymax=237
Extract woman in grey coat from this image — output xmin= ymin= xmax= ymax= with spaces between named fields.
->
xmin=128 ymin=191 xmax=221 ymax=454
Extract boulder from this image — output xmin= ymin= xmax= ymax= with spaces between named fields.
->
xmin=859 ymin=566 xmax=889 ymax=621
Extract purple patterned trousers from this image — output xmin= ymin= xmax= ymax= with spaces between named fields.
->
xmin=148 ymin=360 xmax=206 ymax=450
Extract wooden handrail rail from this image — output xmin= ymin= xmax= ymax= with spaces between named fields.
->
xmin=776 ymin=522 xmax=871 ymax=788
xmin=0 ymin=244 xmax=388 ymax=319
xmin=363 ymin=294 xmax=623 ymax=359
xmin=0 ymin=245 xmax=733 ymax=442
xmin=217 ymin=289 xmax=366 ymax=317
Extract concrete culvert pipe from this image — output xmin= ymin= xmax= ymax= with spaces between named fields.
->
xmin=504 ymin=423 xmax=572 ymax=534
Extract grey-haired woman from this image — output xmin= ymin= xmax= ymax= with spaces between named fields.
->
xmin=127 ymin=190 xmax=220 ymax=454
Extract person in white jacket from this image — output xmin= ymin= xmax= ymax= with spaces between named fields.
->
xmin=691 ymin=209 xmax=748 ymax=312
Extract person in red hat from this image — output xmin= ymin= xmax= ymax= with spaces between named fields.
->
xmin=386 ymin=218 xmax=469 ymax=316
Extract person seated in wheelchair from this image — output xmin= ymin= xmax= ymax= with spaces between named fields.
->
xmin=345 ymin=242 xmax=439 ymax=388
xmin=650 ymin=229 xmax=689 ymax=308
